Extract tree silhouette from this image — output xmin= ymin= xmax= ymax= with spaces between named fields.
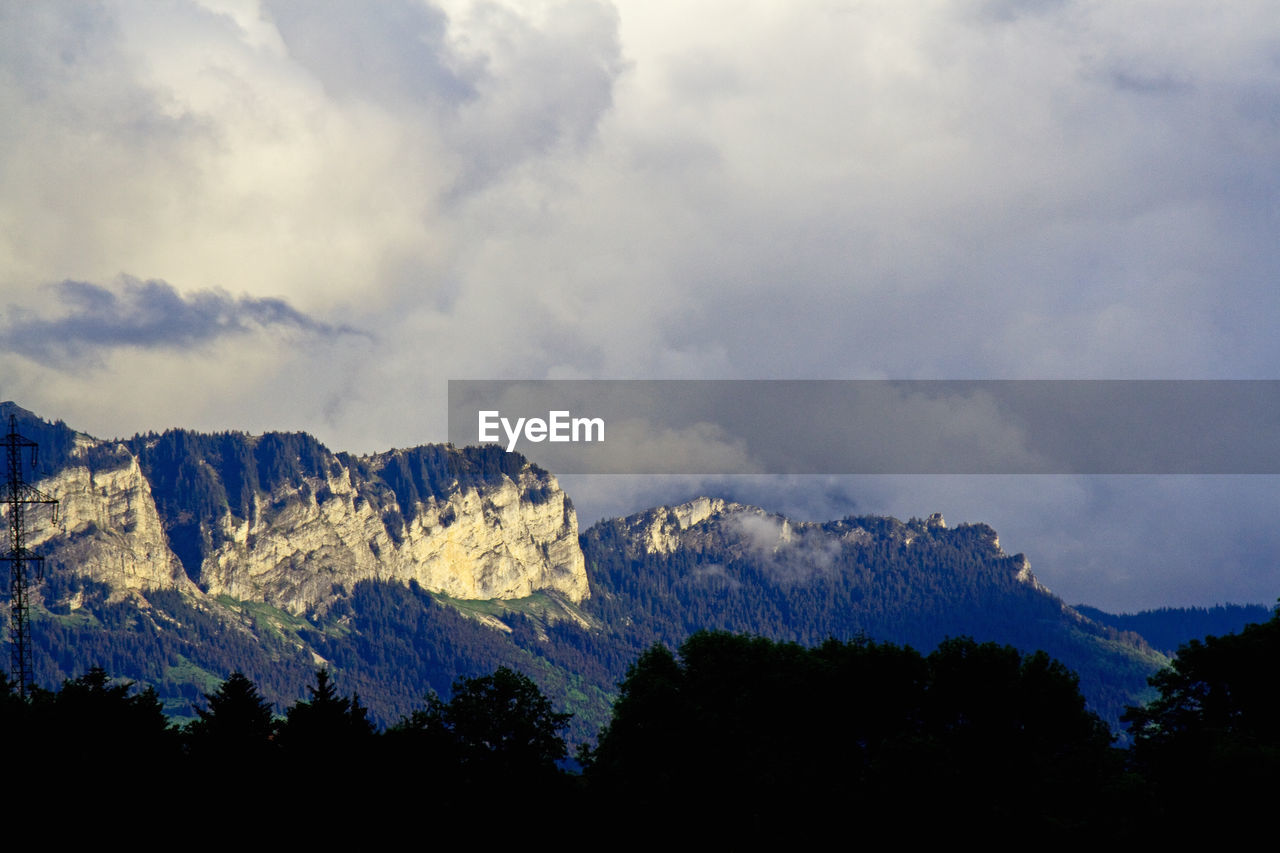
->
xmin=277 ymin=668 xmax=373 ymax=759
xmin=584 ymin=631 xmax=1120 ymax=835
xmin=0 ymin=671 xmax=26 ymax=724
xmin=0 ymin=667 xmax=180 ymax=817
xmin=186 ymin=671 xmax=276 ymax=760
xmin=403 ymin=666 xmax=570 ymax=781
xmin=910 ymin=638 xmax=1119 ymax=832
xmin=1124 ymin=607 xmax=1280 ymax=831
xmin=44 ymin=666 xmax=173 ymax=747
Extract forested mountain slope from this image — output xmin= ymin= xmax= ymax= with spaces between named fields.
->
xmin=4 ymin=403 xmax=1170 ymax=737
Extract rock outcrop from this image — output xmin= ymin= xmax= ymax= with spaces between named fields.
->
xmin=615 ymin=496 xmax=1049 ymax=593
xmin=199 ymin=457 xmax=587 ymax=612
xmin=5 ymin=405 xmax=588 ymax=614
xmin=25 ymin=444 xmax=193 ymax=595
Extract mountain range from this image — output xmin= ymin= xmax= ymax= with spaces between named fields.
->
xmin=3 ymin=401 xmax=1265 ymax=739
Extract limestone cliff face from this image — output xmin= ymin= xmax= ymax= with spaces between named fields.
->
xmin=625 ymin=496 xmax=730 ymax=555
xmin=620 ymin=497 xmax=806 ymax=561
xmin=24 ymin=443 xmax=192 ymax=596
xmin=617 ymin=497 xmax=1048 ymax=593
xmin=15 ymin=418 xmax=588 ymax=614
xmin=201 ymin=458 xmax=587 ymax=613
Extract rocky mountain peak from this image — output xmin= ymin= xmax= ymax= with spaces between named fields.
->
xmin=10 ymin=406 xmax=589 ymax=615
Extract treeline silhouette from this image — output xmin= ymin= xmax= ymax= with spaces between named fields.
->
xmin=582 ymin=512 xmax=1161 ymax=729
xmin=8 ymin=613 xmax=1279 ymax=835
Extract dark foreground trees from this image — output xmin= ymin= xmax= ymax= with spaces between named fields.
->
xmin=392 ymin=666 xmax=570 ymax=781
xmin=186 ymin=670 xmax=276 ymax=762
xmin=186 ymin=667 xmax=378 ymax=777
xmin=2 ymin=666 xmax=180 ymax=816
xmin=377 ymin=666 xmax=574 ymax=816
xmin=32 ymin=619 xmax=1280 ymax=836
xmin=583 ymin=631 xmax=1123 ymax=835
xmin=1124 ymin=607 xmax=1280 ymax=830
xmin=276 ymin=668 xmax=374 ymax=758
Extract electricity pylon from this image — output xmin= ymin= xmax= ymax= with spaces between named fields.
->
xmin=3 ymin=414 xmax=58 ymax=698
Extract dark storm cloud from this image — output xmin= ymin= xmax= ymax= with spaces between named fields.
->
xmin=2 ymin=277 xmax=365 ymax=364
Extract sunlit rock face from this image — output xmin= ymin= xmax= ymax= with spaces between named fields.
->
xmin=199 ymin=458 xmax=587 ymax=612
xmin=623 ymin=496 xmax=731 ymax=555
xmin=26 ymin=444 xmax=193 ymax=596
xmin=14 ymin=416 xmax=588 ymax=614
xmin=615 ymin=498 xmax=1049 ymax=594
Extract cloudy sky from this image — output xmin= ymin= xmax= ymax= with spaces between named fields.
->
xmin=3 ymin=0 xmax=1280 ymax=612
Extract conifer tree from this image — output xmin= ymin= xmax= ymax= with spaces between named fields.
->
xmin=186 ymin=670 xmax=276 ymax=757
xmin=277 ymin=668 xmax=373 ymax=756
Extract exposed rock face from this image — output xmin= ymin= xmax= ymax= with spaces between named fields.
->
xmin=200 ymin=459 xmax=587 ymax=612
xmin=8 ymin=409 xmax=588 ymax=613
xmin=25 ymin=445 xmax=193 ymax=595
xmin=617 ymin=497 xmax=1048 ymax=592
xmin=624 ymin=496 xmax=730 ymax=555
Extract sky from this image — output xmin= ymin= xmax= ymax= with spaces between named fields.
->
xmin=3 ymin=0 xmax=1280 ymax=612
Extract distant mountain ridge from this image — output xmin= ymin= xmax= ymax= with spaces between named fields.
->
xmin=581 ymin=497 xmax=1166 ymax=730
xmin=1074 ymin=603 xmax=1275 ymax=655
xmin=0 ymin=402 xmax=1187 ymax=735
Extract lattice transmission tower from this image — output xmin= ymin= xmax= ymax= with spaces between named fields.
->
xmin=3 ymin=414 xmax=59 ymax=698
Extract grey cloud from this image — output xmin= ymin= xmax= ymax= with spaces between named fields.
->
xmin=2 ymin=277 xmax=365 ymax=364
xmin=0 ymin=2 xmax=119 ymax=93
xmin=263 ymin=0 xmax=476 ymax=109
xmin=0 ymin=1 xmax=208 ymax=150
xmin=261 ymin=0 xmax=624 ymax=200
xmin=683 ymin=563 xmax=740 ymax=590
xmin=443 ymin=0 xmax=625 ymax=198
xmin=1107 ymin=67 xmax=1193 ymax=96
xmin=726 ymin=512 xmax=845 ymax=584
xmin=972 ymin=0 xmax=1070 ymax=23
